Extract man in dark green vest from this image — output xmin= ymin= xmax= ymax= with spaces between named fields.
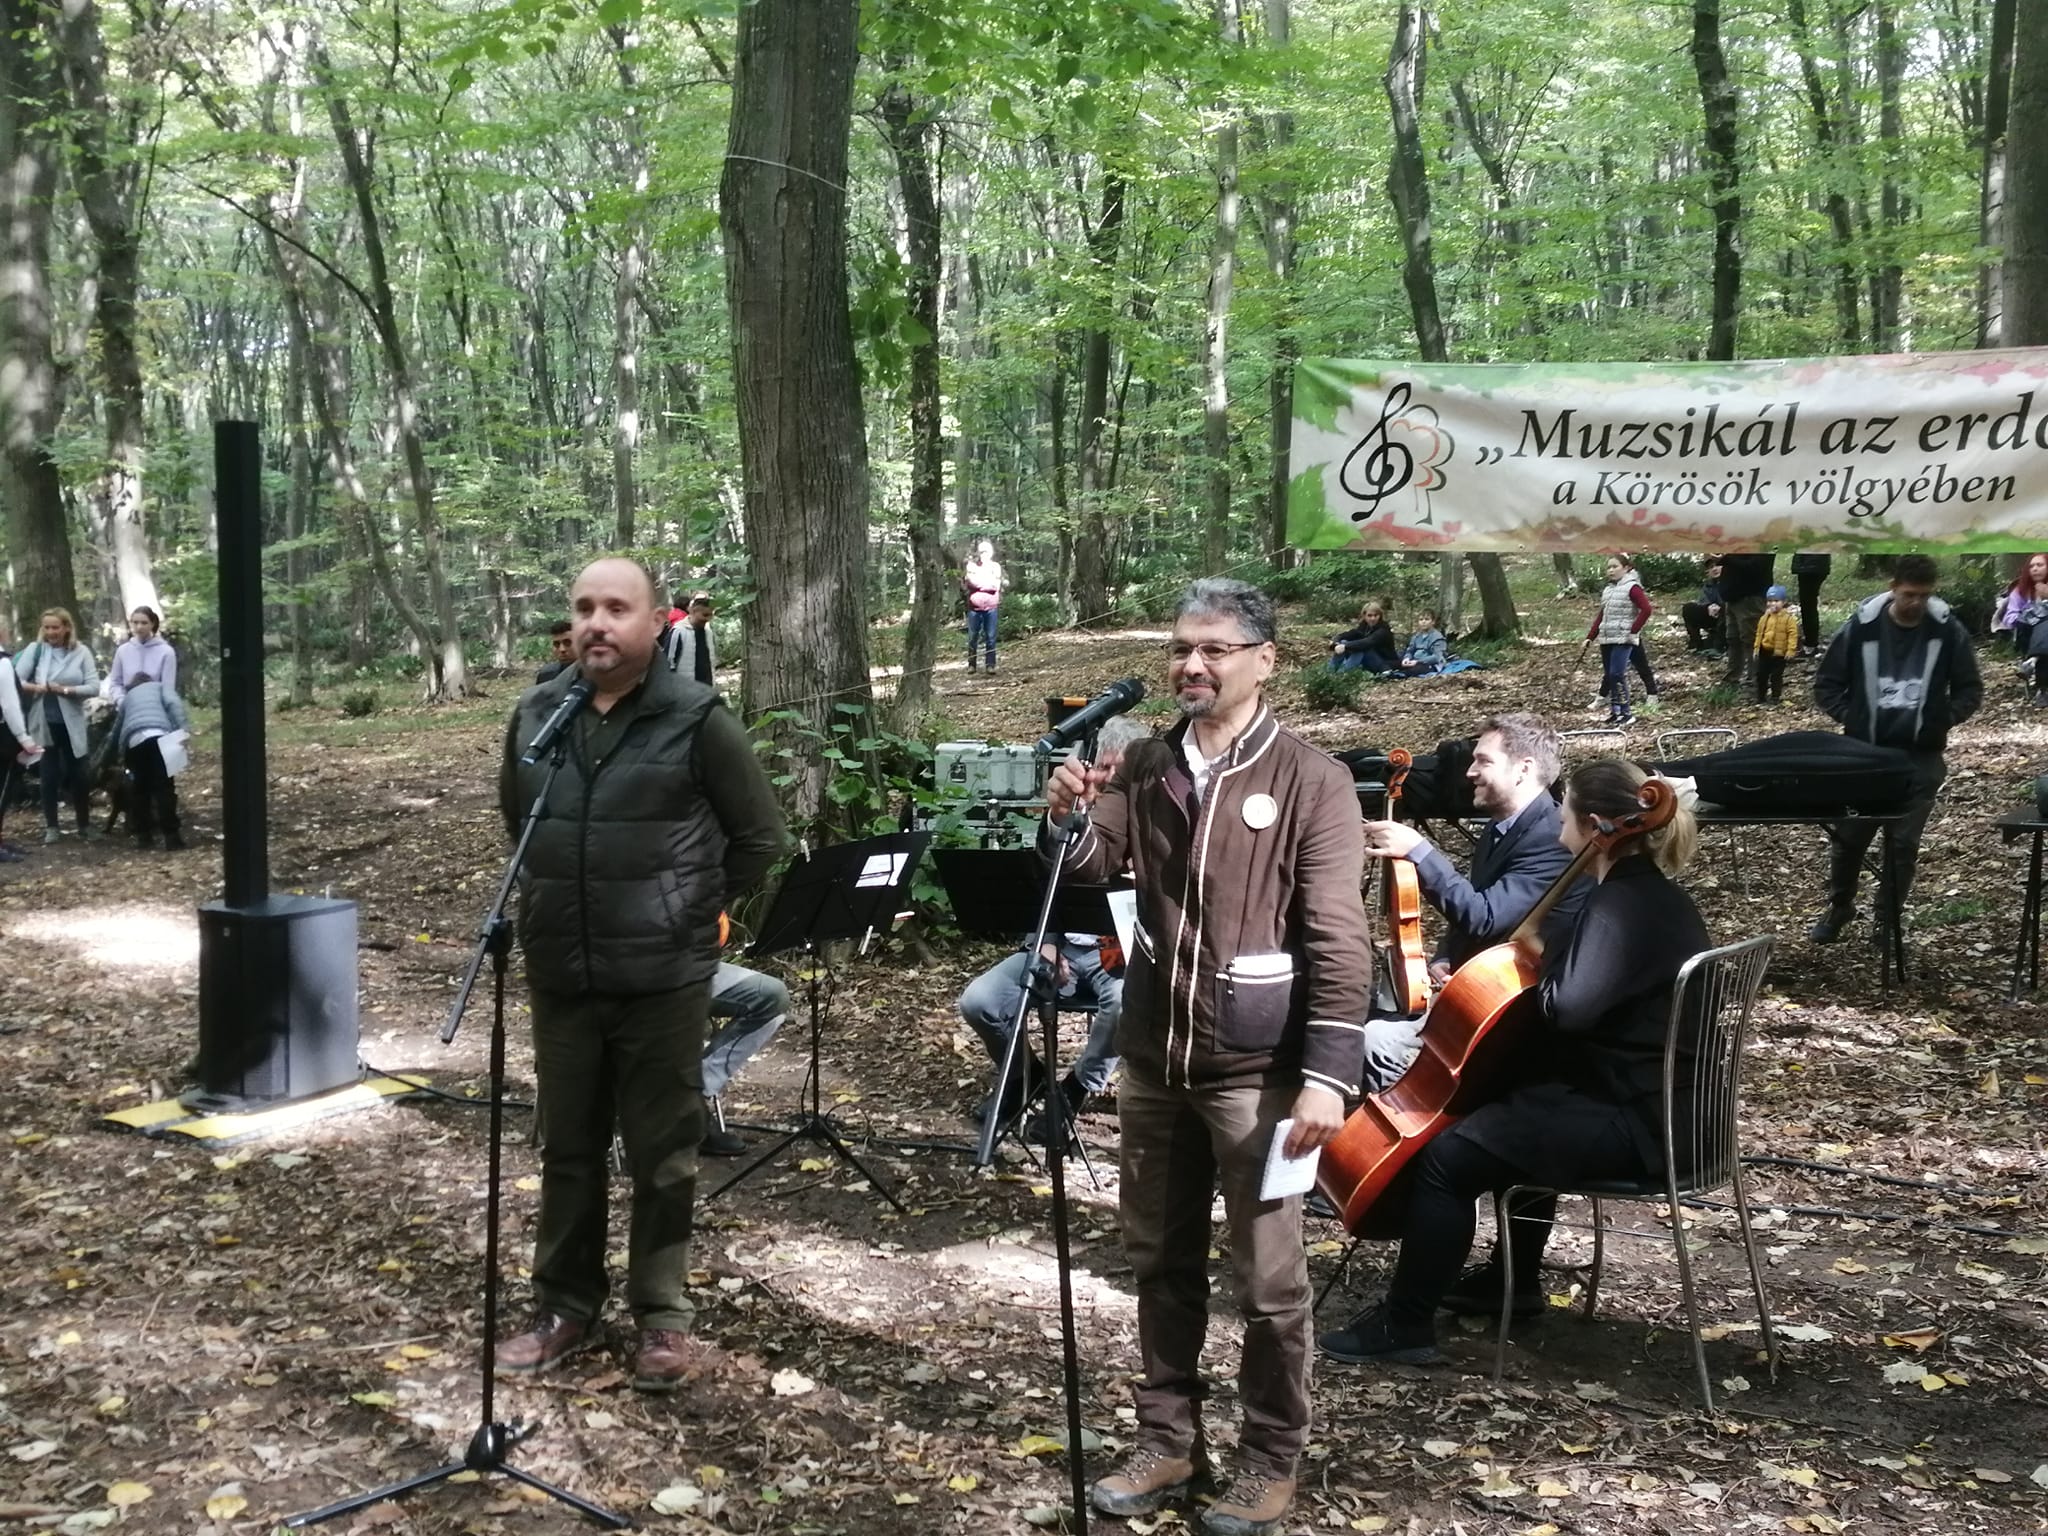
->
xmin=496 ymin=557 xmax=785 ymax=1392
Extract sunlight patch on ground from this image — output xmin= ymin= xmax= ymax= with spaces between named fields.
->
xmin=5 ymin=904 xmax=198 ymax=974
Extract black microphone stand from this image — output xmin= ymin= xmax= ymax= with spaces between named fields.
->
xmin=287 ymin=737 xmax=626 ymax=1530
xmin=976 ymin=746 xmax=1097 ymax=1535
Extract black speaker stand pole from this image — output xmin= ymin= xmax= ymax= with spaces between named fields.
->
xmin=287 ymin=748 xmax=625 ymax=1531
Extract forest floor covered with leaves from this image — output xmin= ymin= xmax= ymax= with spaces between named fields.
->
xmin=2 ymin=581 xmax=2045 ymax=1535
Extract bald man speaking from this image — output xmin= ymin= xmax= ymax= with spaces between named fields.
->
xmin=495 ymin=557 xmax=785 ymax=1392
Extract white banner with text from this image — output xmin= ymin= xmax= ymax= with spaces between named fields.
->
xmin=1288 ymin=350 xmax=2048 ymax=552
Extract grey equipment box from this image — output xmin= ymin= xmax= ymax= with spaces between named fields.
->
xmin=933 ymin=741 xmax=1069 ymax=802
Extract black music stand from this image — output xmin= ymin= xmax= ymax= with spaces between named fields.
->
xmin=707 ymin=831 xmax=929 ymax=1212
xmin=934 ymin=848 xmax=1125 ymax=1179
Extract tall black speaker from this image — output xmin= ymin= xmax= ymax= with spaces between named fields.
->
xmin=191 ymin=422 xmax=362 ymax=1106
xmin=195 ymin=897 xmax=360 ymax=1102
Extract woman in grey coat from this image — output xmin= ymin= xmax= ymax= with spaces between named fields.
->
xmin=14 ymin=607 xmax=101 ymax=843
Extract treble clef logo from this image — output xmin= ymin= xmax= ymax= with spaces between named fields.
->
xmin=1339 ymin=382 xmax=1417 ymax=515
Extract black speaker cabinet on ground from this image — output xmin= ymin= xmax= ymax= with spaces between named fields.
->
xmin=193 ymin=895 xmax=361 ymax=1104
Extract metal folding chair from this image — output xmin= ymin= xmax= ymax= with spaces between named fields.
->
xmin=1492 ymin=935 xmax=1780 ymax=1413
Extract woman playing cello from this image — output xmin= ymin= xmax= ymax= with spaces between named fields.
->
xmin=1318 ymin=757 xmax=1707 ymax=1365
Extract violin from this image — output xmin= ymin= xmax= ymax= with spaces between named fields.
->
xmin=1319 ymin=775 xmax=1678 ymax=1233
xmin=1378 ymin=749 xmax=1431 ymax=1017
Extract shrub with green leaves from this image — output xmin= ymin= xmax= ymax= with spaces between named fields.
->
xmin=1630 ymin=552 xmax=1708 ymax=593
xmin=1938 ymin=557 xmax=2002 ymax=637
xmin=1297 ymin=662 xmax=1371 ymax=712
xmin=340 ymin=690 xmax=379 ymax=718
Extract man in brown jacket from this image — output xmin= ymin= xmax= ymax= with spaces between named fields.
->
xmin=1046 ymin=578 xmax=1370 ymax=1536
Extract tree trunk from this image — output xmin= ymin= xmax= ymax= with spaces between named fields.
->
xmin=1467 ymin=551 xmax=1518 ymax=639
xmin=251 ymin=30 xmax=440 ymax=676
xmin=1872 ymin=2 xmax=1904 ymax=349
xmin=1552 ymin=552 xmax=1579 ymax=595
xmin=1787 ymin=0 xmax=1860 ymax=347
xmin=612 ymin=235 xmax=644 ymax=546
xmin=1256 ymin=0 xmax=1299 ymax=569
xmin=1073 ymin=173 xmax=1125 ymax=622
xmin=284 ymin=337 xmax=316 ymax=707
xmin=880 ymin=73 xmax=947 ymax=731
xmin=1383 ymin=6 xmax=1446 ymax=362
xmin=1691 ymin=0 xmax=1741 ymax=362
xmin=1382 ymin=8 xmax=1516 ymax=640
xmin=721 ymin=0 xmax=871 ymax=820
xmin=949 ymin=188 xmax=983 ymax=529
xmin=1046 ymin=360 xmax=1073 ymax=621
xmin=1435 ymin=552 xmax=1464 ymax=636
xmin=2010 ymin=0 xmax=2048 ymax=345
xmin=0 ymin=0 xmax=75 ymax=631
xmin=608 ymin=22 xmax=648 ymax=547
xmin=1979 ymin=0 xmax=2016 ymax=345
xmin=1201 ymin=0 xmax=1243 ymax=575
xmin=318 ymin=47 xmax=470 ymax=699
xmin=50 ymin=0 xmax=157 ymax=618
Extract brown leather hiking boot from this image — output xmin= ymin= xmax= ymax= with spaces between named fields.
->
xmin=633 ymin=1328 xmax=711 ymax=1394
xmin=1089 ymin=1443 xmax=1208 ymax=1517
xmin=495 ymin=1312 xmax=590 ymax=1375
xmin=1201 ymin=1471 xmax=1297 ymax=1536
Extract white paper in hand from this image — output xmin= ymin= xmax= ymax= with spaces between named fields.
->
xmin=1105 ymin=889 xmax=1138 ymax=966
xmin=1259 ymin=1119 xmax=1322 ymax=1202
xmin=158 ymin=731 xmax=190 ymax=777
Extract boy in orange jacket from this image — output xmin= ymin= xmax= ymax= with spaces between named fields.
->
xmin=1753 ymin=585 xmax=1799 ymax=705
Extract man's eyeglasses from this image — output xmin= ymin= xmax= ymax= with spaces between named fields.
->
xmin=1167 ymin=640 xmax=1266 ymax=664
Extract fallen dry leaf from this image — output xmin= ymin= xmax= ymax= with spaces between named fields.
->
xmin=1882 ymin=1327 xmax=1944 ymax=1352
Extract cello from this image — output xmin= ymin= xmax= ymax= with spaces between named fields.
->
xmin=1319 ymin=774 xmax=1677 ymax=1233
xmin=1377 ymin=749 xmax=1432 ymax=1017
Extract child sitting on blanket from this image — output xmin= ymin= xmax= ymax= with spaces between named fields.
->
xmin=1394 ymin=611 xmax=1449 ymax=678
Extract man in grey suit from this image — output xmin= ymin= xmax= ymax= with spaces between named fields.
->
xmin=1356 ymin=713 xmax=1584 ymax=1091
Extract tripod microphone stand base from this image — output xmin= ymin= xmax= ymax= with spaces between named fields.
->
xmin=284 ymin=1421 xmax=630 ymax=1530
xmin=709 ymin=1109 xmax=910 ymax=1213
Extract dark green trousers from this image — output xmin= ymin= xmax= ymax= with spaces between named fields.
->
xmin=528 ymin=982 xmax=710 ymax=1331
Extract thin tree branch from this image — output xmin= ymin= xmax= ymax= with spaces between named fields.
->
xmin=173 ymin=170 xmax=382 ymax=329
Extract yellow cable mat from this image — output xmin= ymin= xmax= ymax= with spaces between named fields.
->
xmin=102 ymin=1075 xmax=427 ymax=1142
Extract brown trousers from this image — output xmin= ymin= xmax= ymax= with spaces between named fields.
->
xmin=529 ymin=982 xmax=710 ymax=1331
xmin=1117 ymin=1070 xmax=1311 ymax=1477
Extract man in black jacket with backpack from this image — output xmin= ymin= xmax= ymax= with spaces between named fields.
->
xmin=1808 ymin=553 xmax=1981 ymax=943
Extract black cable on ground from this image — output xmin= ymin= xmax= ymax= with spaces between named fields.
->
xmin=1744 ymin=1153 xmax=2012 ymax=1199
xmin=1682 ymin=1194 xmax=2017 ymax=1240
xmin=362 ymin=1060 xmax=532 ymax=1113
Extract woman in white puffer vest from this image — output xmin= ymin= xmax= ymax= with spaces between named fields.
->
xmin=1583 ymin=557 xmax=1652 ymax=726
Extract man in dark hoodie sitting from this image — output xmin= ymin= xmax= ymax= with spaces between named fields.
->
xmin=1808 ymin=553 xmax=1981 ymax=943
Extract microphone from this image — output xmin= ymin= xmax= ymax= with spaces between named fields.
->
xmin=1036 ymin=677 xmax=1146 ymax=756
xmin=522 ymin=677 xmax=594 ymax=765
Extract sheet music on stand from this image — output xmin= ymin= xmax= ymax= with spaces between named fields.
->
xmin=751 ymin=833 xmax=927 ymax=958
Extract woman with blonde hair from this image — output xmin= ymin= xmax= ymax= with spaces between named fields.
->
xmin=15 ymin=607 xmax=101 ymax=844
xmin=1320 ymin=757 xmax=1707 ymax=1365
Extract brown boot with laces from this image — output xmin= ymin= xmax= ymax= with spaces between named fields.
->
xmin=634 ymin=1328 xmax=714 ymax=1394
xmin=494 ymin=1312 xmax=590 ymax=1375
xmin=1089 ymin=1442 xmax=1209 ymax=1517
xmin=1201 ymin=1469 xmax=1296 ymax=1536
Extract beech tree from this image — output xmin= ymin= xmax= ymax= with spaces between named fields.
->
xmin=721 ymin=0 xmax=871 ymax=816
